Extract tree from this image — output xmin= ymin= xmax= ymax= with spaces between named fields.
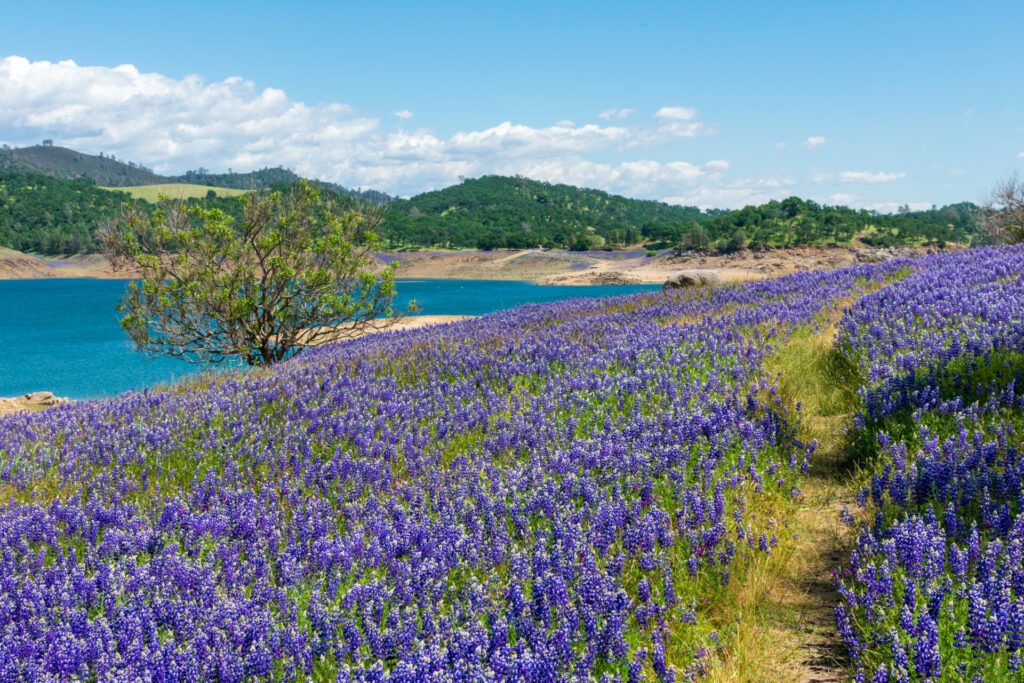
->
xmin=720 ymin=228 xmax=747 ymax=253
xmin=681 ymin=223 xmax=710 ymax=251
xmin=102 ymin=182 xmax=401 ymax=366
xmin=981 ymin=174 xmax=1024 ymax=244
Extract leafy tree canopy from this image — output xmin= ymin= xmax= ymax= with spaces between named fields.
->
xmin=101 ymin=182 xmax=399 ymax=366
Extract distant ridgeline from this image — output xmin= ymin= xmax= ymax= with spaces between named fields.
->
xmin=382 ymin=176 xmax=980 ymax=250
xmin=0 ymin=145 xmax=392 ymax=203
xmin=0 ymin=144 xmax=982 ymax=255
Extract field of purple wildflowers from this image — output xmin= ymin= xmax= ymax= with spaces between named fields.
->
xmin=835 ymin=246 xmax=1024 ymax=681
xmin=3 ymin=247 xmax=1020 ymax=681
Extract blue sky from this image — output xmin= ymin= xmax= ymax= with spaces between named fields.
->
xmin=1 ymin=0 xmax=1021 ymax=209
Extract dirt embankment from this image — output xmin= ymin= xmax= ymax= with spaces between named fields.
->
xmin=388 ymin=245 xmax=945 ymax=286
xmin=0 ymin=250 xmax=137 ymax=280
xmin=1 ymin=245 xmax=947 ymax=285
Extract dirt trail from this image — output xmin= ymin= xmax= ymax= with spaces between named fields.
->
xmin=766 ymin=325 xmax=864 ymax=682
xmin=785 ymin=427 xmax=860 ymax=681
xmin=705 ymin=317 xmax=866 ymax=682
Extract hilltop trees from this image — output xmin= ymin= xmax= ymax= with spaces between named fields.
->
xmin=0 ymin=163 xmax=987 ymax=256
xmin=102 ymin=182 xmax=400 ymax=366
xmin=0 ymin=172 xmax=133 ymax=254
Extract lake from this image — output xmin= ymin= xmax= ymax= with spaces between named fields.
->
xmin=0 ymin=278 xmax=659 ymax=399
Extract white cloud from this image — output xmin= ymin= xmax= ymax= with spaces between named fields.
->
xmin=827 ymin=193 xmax=858 ymax=205
xmin=1018 ymin=151 xmax=1024 ymax=158
xmin=598 ymin=108 xmax=635 ymax=120
xmin=640 ymin=106 xmax=710 ymax=142
xmin=663 ymin=176 xmax=796 ymax=210
xmin=809 ymin=171 xmax=832 ymax=184
xmin=803 ymin=135 xmax=827 ymax=149
xmin=654 ymin=106 xmax=698 ymax=121
xmin=839 ymin=170 xmax=906 ymax=184
xmin=0 ymin=56 xmax=727 ymax=201
xmin=775 ymin=142 xmax=788 ymax=149
xmin=866 ymin=201 xmax=933 ymax=213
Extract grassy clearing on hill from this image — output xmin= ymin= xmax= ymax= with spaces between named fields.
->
xmin=101 ymin=183 xmax=249 ymax=202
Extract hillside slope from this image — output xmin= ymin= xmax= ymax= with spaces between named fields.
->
xmin=382 ymin=176 xmax=980 ymax=250
xmin=0 ymin=145 xmax=391 ymax=203
xmin=1 ymin=145 xmax=163 ymax=185
xmin=384 ymin=175 xmax=708 ymax=249
xmin=0 ymin=146 xmax=983 ymax=255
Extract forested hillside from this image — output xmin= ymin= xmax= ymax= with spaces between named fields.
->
xmin=0 ymin=173 xmax=133 ymax=254
xmin=383 ymin=175 xmax=709 ymax=249
xmin=699 ymin=196 xmax=979 ymax=250
xmin=381 ymin=176 xmax=980 ymax=250
xmin=0 ymin=172 xmax=248 ymax=255
xmin=0 ymin=160 xmax=983 ymax=256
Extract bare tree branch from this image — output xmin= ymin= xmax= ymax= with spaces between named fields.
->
xmin=980 ymin=173 xmax=1024 ymax=244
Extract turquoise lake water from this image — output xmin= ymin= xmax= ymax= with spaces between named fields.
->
xmin=0 ymin=278 xmax=658 ymax=399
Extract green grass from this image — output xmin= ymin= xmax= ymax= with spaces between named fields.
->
xmin=101 ymin=183 xmax=249 ymax=202
xmin=704 ymin=322 xmax=868 ymax=681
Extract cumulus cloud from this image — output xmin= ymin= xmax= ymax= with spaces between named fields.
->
xmin=0 ymin=56 xmax=725 ymax=199
xmin=827 ymin=193 xmax=858 ymax=205
xmin=654 ymin=106 xmax=697 ymax=121
xmin=598 ymin=108 xmax=635 ymax=120
xmin=803 ymin=135 xmax=827 ymax=149
xmin=663 ymin=176 xmax=796 ymax=210
xmin=839 ymin=170 xmax=906 ymax=184
xmin=1018 ymin=151 xmax=1024 ymax=158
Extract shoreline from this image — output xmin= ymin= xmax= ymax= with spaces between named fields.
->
xmin=0 ymin=316 xmax=474 ymax=414
xmin=0 ymin=245 xmax=943 ymax=287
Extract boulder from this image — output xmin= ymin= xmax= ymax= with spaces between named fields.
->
xmin=663 ymin=269 xmax=721 ymax=290
xmin=22 ymin=391 xmax=66 ymax=407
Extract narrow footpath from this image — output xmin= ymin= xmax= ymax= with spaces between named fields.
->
xmin=706 ymin=323 xmax=866 ymax=682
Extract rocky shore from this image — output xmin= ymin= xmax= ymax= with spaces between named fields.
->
xmin=0 ymin=391 xmax=69 ymax=416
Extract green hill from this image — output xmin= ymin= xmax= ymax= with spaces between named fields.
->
xmin=0 ymin=173 xmax=134 ymax=254
xmin=380 ymin=176 xmax=979 ymax=251
xmin=383 ymin=175 xmax=707 ymax=249
xmin=0 ymin=147 xmax=984 ymax=256
xmin=0 ymin=145 xmax=391 ymax=204
xmin=700 ymin=196 xmax=979 ymax=249
xmin=1 ymin=144 xmax=164 ymax=186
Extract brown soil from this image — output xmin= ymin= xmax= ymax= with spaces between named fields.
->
xmin=1 ymin=245 xmax=944 ymax=286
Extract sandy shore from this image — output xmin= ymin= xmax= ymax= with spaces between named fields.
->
xmin=296 ymin=315 xmax=474 ymax=347
xmin=0 ymin=245 xmax=940 ymax=286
